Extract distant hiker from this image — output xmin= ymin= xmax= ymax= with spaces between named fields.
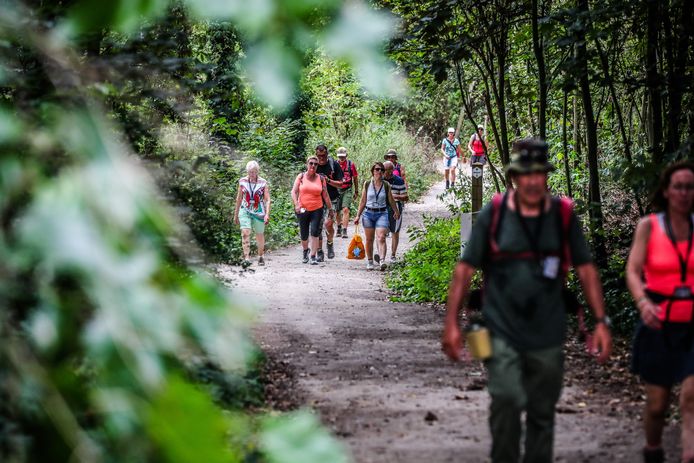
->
xmin=384 ymin=160 xmax=408 ymax=262
xmin=468 ymin=125 xmax=488 ymax=164
xmin=291 ymin=155 xmax=333 ymax=265
xmin=315 ymin=144 xmax=343 ymax=261
xmin=442 ymin=138 xmax=612 ymax=463
xmin=384 ymin=149 xmax=407 ymax=187
xmin=354 ymin=162 xmax=400 ymax=271
xmin=626 ymin=161 xmax=694 ymax=463
xmin=234 ymin=160 xmax=271 ymax=266
xmin=441 ymin=127 xmax=462 ymax=189
xmin=336 ymin=146 xmax=359 ymax=239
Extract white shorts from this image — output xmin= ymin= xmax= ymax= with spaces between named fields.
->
xmin=444 ymin=155 xmax=458 ymax=169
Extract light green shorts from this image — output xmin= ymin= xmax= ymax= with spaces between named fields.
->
xmin=338 ymin=187 xmax=354 ymax=210
xmin=238 ymin=208 xmax=265 ymax=234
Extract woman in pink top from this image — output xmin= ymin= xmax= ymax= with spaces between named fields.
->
xmin=291 ymin=156 xmax=333 ymax=265
xmin=627 ymin=161 xmax=694 ymax=463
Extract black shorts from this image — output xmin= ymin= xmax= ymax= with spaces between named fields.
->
xmin=388 ymin=202 xmax=404 ymax=233
xmin=631 ymin=321 xmax=694 ymax=387
xmin=297 ymin=208 xmax=323 ymax=241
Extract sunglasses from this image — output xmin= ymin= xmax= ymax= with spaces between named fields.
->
xmin=308 ymin=161 xmax=318 ymax=166
xmin=373 ymin=167 xmax=383 ymax=172
xmin=516 ymin=149 xmax=548 ymax=164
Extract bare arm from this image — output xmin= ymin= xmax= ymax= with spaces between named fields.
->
xmin=626 ymin=217 xmax=661 ymax=329
xmin=291 ymin=175 xmax=301 ymax=212
xmin=233 ymin=184 xmax=243 ymax=224
xmin=263 ymin=185 xmax=271 ymax=224
xmin=321 ymin=180 xmax=333 ymax=211
xmin=354 ymin=181 xmax=368 ymax=224
xmin=386 ymin=187 xmax=399 ymax=219
xmin=575 ymin=262 xmax=612 ymax=363
xmin=467 ymin=135 xmax=475 ymax=154
xmin=442 ymin=262 xmax=476 ymax=361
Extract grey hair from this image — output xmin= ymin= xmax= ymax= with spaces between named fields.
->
xmin=383 ymin=160 xmax=394 ymax=169
xmin=246 ymin=160 xmax=260 ymax=172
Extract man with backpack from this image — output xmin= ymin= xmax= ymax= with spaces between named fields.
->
xmin=441 ymin=138 xmax=612 ymax=463
xmin=315 ymin=144 xmax=343 ymax=261
xmin=336 ymin=147 xmax=359 ymax=238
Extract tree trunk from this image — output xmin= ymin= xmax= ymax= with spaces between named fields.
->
xmin=562 ymin=90 xmax=573 ymax=198
xmin=646 ymin=0 xmax=663 ymax=163
xmin=576 ymin=0 xmax=607 ymax=267
xmin=531 ymin=0 xmax=547 ymax=139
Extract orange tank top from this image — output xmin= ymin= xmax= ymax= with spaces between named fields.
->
xmin=298 ymin=174 xmax=324 ymax=211
xmin=644 ymin=213 xmax=694 ymax=322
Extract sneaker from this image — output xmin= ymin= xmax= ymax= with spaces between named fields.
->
xmin=302 ymin=249 xmax=309 ymax=264
xmin=317 ymin=249 xmax=325 ymax=262
xmin=389 ymin=255 xmax=397 ymax=263
xmin=366 ymin=260 xmax=374 ymax=270
xmin=258 ymin=256 xmax=265 ymax=266
xmin=374 ymin=254 xmax=380 ymax=265
xmin=342 ymin=230 xmax=349 ymax=239
xmin=445 ymin=180 xmax=450 ymax=190
xmin=242 ymin=259 xmax=252 ymax=268
xmin=327 ymin=242 xmax=335 ymax=259
xmin=310 ymin=256 xmax=318 ymax=265
xmin=337 ymin=225 xmax=343 ymax=236
xmin=380 ymin=262 xmax=387 ymax=271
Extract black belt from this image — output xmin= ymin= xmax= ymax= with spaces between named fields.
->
xmin=366 ymin=206 xmax=387 ymax=212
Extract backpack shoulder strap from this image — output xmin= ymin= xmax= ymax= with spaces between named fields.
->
xmin=489 ymin=192 xmax=508 ymax=254
xmin=556 ymin=196 xmax=574 ymax=274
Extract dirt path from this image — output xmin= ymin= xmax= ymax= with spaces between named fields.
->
xmin=217 ymin=166 xmax=681 ymax=463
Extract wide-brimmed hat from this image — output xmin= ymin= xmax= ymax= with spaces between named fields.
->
xmin=505 ymin=139 xmax=555 ymax=175
xmin=384 ymin=149 xmax=398 ymax=160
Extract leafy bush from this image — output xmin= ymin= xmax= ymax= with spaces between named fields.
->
xmin=387 ymin=216 xmax=461 ymax=303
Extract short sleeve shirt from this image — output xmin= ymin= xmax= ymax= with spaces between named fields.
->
xmin=316 ymin=158 xmax=344 ymax=201
xmin=441 ymin=138 xmax=460 ymax=159
xmin=385 ymin=175 xmax=406 ymax=203
xmin=461 ymin=197 xmax=593 ymax=351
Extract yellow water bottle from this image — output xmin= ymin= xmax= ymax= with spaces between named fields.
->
xmin=466 ymin=321 xmax=492 ymax=360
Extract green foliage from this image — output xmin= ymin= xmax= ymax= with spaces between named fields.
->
xmin=387 ymin=217 xmax=460 ymax=303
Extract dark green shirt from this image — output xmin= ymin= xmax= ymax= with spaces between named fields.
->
xmin=461 ymin=197 xmax=593 ymax=351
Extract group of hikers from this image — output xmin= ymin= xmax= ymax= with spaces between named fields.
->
xmin=234 ymin=130 xmax=694 ymax=462
xmin=233 ymin=143 xmax=408 ymax=270
xmin=443 ymin=138 xmax=694 ymax=463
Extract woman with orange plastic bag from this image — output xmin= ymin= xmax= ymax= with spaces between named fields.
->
xmin=347 ymin=224 xmax=366 ymax=260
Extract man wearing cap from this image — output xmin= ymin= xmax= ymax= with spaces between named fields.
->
xmin=442 ymin=138 xmax=612 ymax=463
xmin=468 ymin=125 xmax=489 ymax=164
xmin=441 ymin=128 xmax=463 ymax=189
xmin=336 ymin=147 xmax=358 ymax=238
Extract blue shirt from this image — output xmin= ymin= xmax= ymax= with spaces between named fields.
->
xmin=441 ymin=138 xmax=460 ymax=158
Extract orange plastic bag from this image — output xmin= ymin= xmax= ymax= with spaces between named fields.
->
xmin=347 ymin=224 xmax=366 ymax=260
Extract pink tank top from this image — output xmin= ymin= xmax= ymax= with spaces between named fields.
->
xmin=644 ymin=213 xmax=694 ymax=322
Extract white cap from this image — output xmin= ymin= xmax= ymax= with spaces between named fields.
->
xmin=447 ymin=127 xmax=455 ymax=133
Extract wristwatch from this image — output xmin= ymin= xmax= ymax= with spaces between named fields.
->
xmin=595 ymin=315 xmax=612 ymax=328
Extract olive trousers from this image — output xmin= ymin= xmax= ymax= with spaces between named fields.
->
xmin=485 ymin=336 xmax=564 ymax=463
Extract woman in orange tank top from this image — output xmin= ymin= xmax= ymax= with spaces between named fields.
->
xmin=291 ymin=156 xmax=333 ymax=265
xmin=626 ymin=161 xmax=694 ymax=463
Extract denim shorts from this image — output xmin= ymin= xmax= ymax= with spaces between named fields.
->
xmin=362 ymin=209 xmax=389 ymax=229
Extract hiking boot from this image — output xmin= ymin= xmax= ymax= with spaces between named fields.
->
xmin=343 ymin=230 xmax=349 ymax=239
xmin=374 ymin=254 xmax=380 ymax=266
xmin=389 ymin=255 xmax=397 ymax=263
xmin=258 ymin=256 xmax=265 ymax=266
xmin=310 ymin=256 xmax=318 ymax=265
xmin=366 ymin=260 xmax=374 ymax=270
xmin=327 ymin=242 xmax=335 ymax=259
xmin=302 ymin=249 xmax=309 ymax=264
xmin=643 ymin=447 xmax=664 ymax=463
xmin=445 ymin=180 xmax=450 ymax=190
xmin=380 ymin=262 xmax=387 ymax=271
xmin=317 ymin=248 xmax=325 ymax=262
xmin=337 ymin=225 xmax=342 ymax=236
